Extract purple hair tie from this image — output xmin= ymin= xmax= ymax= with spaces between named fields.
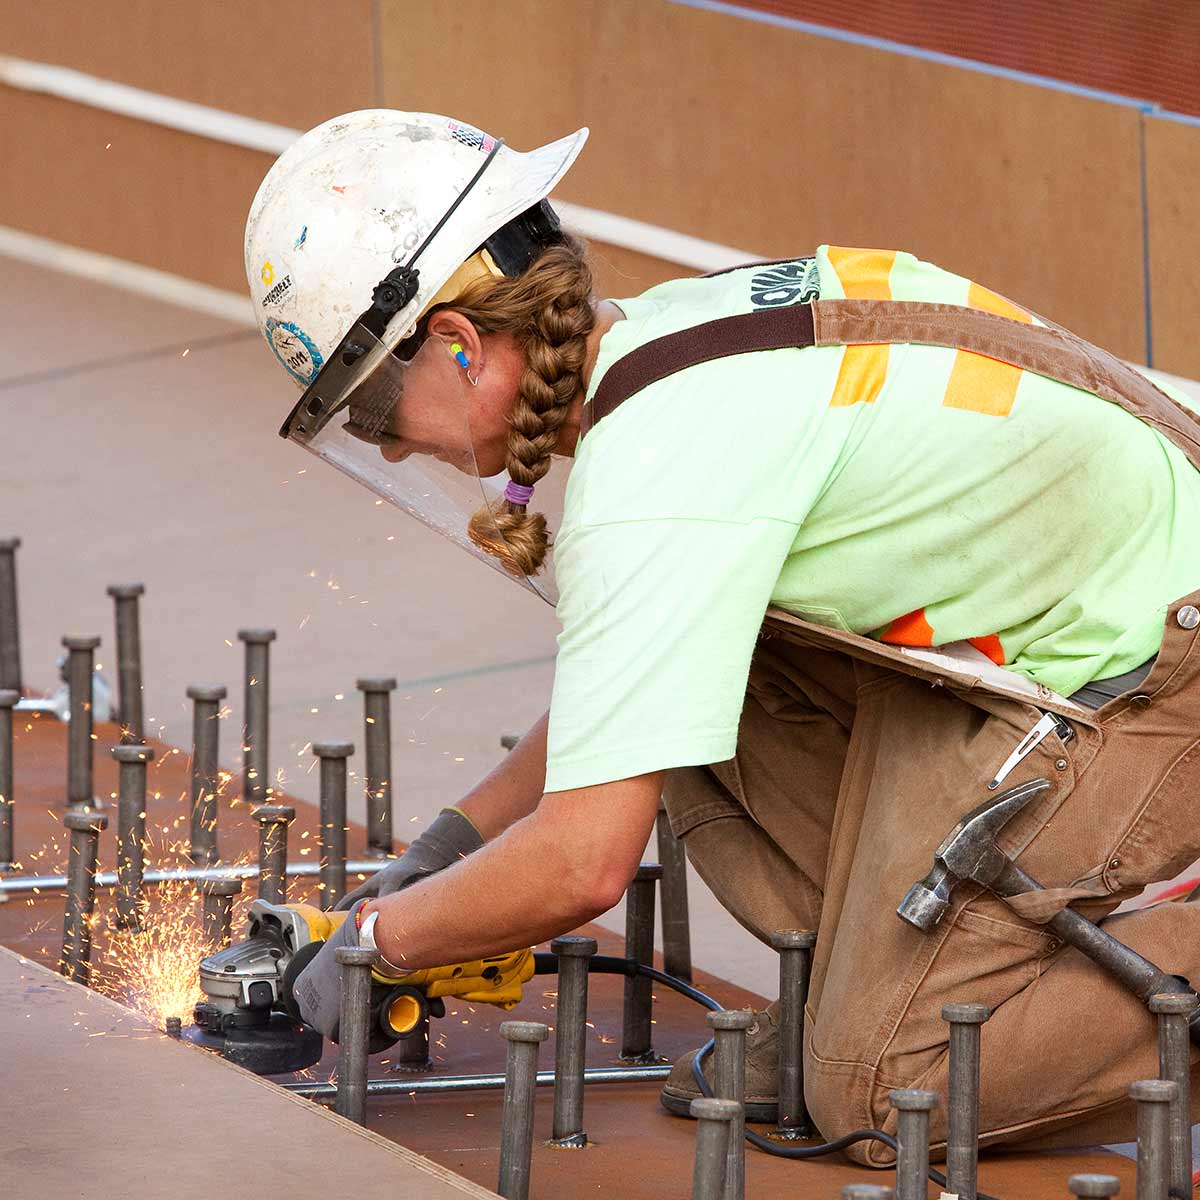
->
xmin=504 ymin=481 xmax=535 ymax=506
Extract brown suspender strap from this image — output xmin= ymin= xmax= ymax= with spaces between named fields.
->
xmin=580 ymin=298 xmax=1200 ymax=472
xmin=582 ymin=303 xmax=814 ymax=437
xmin=813 ymin=300 xmax=1200 ymax=468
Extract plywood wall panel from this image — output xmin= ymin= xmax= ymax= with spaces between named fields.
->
xmin=585 ymin=241 xmax=696 ymax=301
xmin=0 ymin=83 xmax=687 ymax=312
xmin=381 ymin=0 xmax=1145 ymax=358
xmin=1144 ymin=116 xmax=1200 ymax=379
xmin=0 ymin=86 xmax=271 ymax=295
xmin=0 ymin=0 xmax=376 ymax=130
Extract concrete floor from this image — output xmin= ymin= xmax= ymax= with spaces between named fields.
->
xmin=0 ymin=252 xmax=779 ymax=989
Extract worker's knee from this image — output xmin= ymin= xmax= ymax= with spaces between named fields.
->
xmin=803 ymin=1051 xmax=899 ymax=1167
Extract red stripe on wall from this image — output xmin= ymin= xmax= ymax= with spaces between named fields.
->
xmin=733 ymin=1 xmax=1200 ymax=118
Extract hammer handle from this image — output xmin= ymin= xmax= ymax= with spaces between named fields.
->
xmin=994 ymin=862 xmax=1194 ymax=1030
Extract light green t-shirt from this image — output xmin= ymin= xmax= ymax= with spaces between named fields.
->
xmin=543 ymin=247 xmax=1200 ymax=793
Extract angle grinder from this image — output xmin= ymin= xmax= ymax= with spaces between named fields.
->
xmin=184 ymin=899 xmax=536 ymax=1075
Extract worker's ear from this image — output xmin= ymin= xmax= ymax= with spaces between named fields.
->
xmin=427 ymin=310 xmax=483 ymax=370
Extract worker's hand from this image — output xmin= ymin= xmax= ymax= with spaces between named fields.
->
xmin=291 ymin=899 xmax=370 ymax=1041
xmin=336 ymin=806 xmax=484 ymax=910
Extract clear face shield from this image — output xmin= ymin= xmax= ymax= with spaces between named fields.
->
xmin=279 ymin=326 xmax=561 ymax=604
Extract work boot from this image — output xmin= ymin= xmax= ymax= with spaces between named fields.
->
xmin=660 ymin=1004 xmax=780 ymax=1123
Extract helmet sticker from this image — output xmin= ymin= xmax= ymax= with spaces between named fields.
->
xmin=447 ymin=119 xmax=496 ymax=154
xmin=261 ymin=261 xmax=275 ymax=285
xmin=265 ymin=318 xmax=324 ymax=385
xmin=261 ymin=272 xmax=295 ymax=308
xmin=293 ymin=225 xmax=308 ymax=250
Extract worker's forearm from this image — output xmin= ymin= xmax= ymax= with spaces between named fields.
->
xmin=367 ymin=810 xmax=592 ymax=970
xmin=454 ymin=710 xmax=549 ymax=840
xmin=367 ymin=773 xmax=664 ymax=970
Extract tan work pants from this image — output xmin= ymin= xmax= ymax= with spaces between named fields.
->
xmin=662 ymin=593 xmax=1200 ymax=1165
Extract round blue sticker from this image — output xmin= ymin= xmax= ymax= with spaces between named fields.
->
xmin=265 ymin=319 xmax=324 ymax=385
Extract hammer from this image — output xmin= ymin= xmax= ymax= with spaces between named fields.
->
xmin=897 ymin=779 xmax=1200 ymax=1041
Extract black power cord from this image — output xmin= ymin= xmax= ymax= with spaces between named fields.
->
xmin=532 ymin=952 xmax=1003 ymax=1200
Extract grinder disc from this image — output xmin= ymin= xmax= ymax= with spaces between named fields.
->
xmin=183 ymin=1012 xmax=324 ymax=1076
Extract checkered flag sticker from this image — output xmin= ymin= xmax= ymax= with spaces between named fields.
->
xmin=447 ymin=120 xmax=497 ymax=154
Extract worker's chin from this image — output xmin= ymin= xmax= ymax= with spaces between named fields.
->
xmin=471 ymin=449 xmax=508 ymax=478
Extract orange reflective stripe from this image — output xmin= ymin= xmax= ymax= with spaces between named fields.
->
xmin=967 ymin=282 xmax=1032 ymax=324
xmin=826 ymin=247 xmax=896 ymax=300
xmin=880 ymin=607 xmax=934 ymax=646
xmin=943 ymin=350 xmax=1023 ymax=417
xmin=969 ymin=633 xmax=1006 ymax=665
xmin=830 ymin=343 xmax=890 ymax=407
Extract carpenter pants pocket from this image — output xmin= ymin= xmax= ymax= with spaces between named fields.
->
xmin=661 ymin=762 xmax=745 ymax=841
xmin=878 ymin=902 xmax=1061 ymax=1085
xmin=1086 ymin=598 xmax=1200 ymax=895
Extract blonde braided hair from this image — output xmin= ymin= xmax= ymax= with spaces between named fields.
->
xmin=450 ymin=236 xmax=595 ymax=577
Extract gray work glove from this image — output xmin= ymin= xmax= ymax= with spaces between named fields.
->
xmin=290 ymin=899 xmax=370 ymax=1041
xmin=335 ymin=806 xmax=484 ymax=910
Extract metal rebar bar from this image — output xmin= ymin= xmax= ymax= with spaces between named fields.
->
xmin=0 ymin=538 xmax=21 ymax=692
xmin=356 ymin=677 xmax=395 ymax=857
xmin=238 ymin=628 xmax=275 ymax=807
xmin=943 ymin=1001 xmax=990 ymax=1200
xmin=186 ymin=684 xmax=226 ymax=865
xmin=1149 ymin=991 xmax=1195 ymax=1200
xmin=335 ymin=945 xmax=378 ymax=1126
xmin=60 ymin=808 xmax=107 ymax=984
xmin=62 ymin=636 xmax=100 ymax=809
xmin=842 ymin=1187 xmax=896 ymax=1199
xmin=201 ymin=876 xmax=242 ymax=949
xmin=313 ymin=740 xmax=352 ymax=906
xmin=771 ymin=928 xmax=817 ymax=1138
xmin=0 ymin=856 xmax=389 ymax=895
xmin=690 ymin=1097 xmax=740 ymax=1200
xmin=1068 ymin=1176 xmax=1121 ymax=1198
xmin=254 ymin=803 xmax=294 ymax=904
xmin=0 ymin=688 xmax=17 ymax=868
xmin=106 ymin=583 xmax=145 ymax=743
xmin=498 ymin=1020 xmax=549 ymax=1200
xmin=709 ymin=1007 xmax=753 ymax=1200
xmin=621 ymin=862 xmax=663 ymax=1063
xmin=165 ymin=1016 xmax=182 ymax=1039
xmin=1131 ymin=1078 xmax=1176 ymax=1200
xmin=550 ymin=934 xmax=597 ymax=1147
xmin=113 ymin=742 xmax=154 ymax=931
xmin=283 ymin=1063 xmax=673 ymax=1098
xmin=656 ymin=800 xmax=692 ymax=983
xmin=890 ymin=1088 xmax=937 ymax=1200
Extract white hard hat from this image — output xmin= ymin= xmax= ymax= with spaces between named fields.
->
xmin=245 ymin=109 xmax=588 ymax=388
xmin=245 ymin=110 xmax=587 ymax=604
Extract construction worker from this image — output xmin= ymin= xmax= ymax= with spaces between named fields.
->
xmin=249 ymin=110 xmax=1200 ymax=1163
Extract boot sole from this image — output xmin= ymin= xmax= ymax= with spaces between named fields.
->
xmin=660 ymin=1084 xmax=779 ymax=1124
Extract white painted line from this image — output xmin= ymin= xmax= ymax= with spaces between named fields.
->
xmin=0 ymin=225 xmax=255 ymax=326
xmin=553 ymin=200 xmax=761 ymax=272
xmin=0 ymin=54 xmax=296 ymax=155
xmin=0 ymin=53 xmax=762 ymax=272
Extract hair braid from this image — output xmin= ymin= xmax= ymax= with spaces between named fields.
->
xmin=449 ymin=236 xmax=595 ymax=577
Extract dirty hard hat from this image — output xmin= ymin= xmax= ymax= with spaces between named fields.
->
xmin=244 ymin=109 xmax=587 ymax=392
